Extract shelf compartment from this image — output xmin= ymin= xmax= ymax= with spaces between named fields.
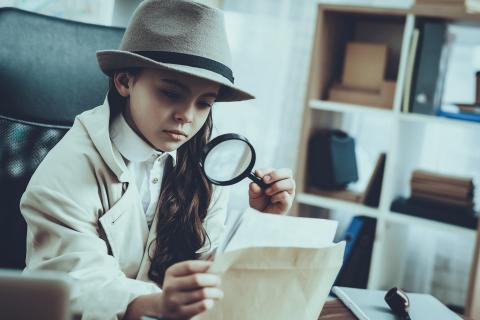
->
xmin=296 ymin=192 xmax=380 ymax=218
xmin=309 ymin=99 xmax=395 ymax=116
xmin=311 ymin=6 xmax=411 ymax=112
xmin=387 ymin=211 xmax=477 ymax=236
xmin=398 ymin=112 xmax=480 ymax=130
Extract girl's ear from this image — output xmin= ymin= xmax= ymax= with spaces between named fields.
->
xmin=113 ymin=71 xmax=132 ymax=98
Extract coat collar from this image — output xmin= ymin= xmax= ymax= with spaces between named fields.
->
xmin=109 ymin=111 xmax=177 ymax=165
xmin=77 ymin=95 xmax=131 ymax=183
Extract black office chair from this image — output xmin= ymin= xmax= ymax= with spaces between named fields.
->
xmin=0 ymin=7 xmax=124 ymax=269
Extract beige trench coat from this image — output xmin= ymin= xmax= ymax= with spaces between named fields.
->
xmin=20 ymin=97 xmax=228 ymax=320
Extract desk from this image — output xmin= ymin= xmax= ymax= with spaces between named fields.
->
xmin=317 ymin=299 xmax=472 ymax=320
xmin=318 ymin=299 xmax=356 ymax=319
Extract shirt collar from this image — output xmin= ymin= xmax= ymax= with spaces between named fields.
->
xmin=110 ymin=111 xmax=177 ymax=165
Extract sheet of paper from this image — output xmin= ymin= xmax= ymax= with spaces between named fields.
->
xmin=218 ymin=207 xmax=338 ymax=254
xmin=200 ymin=243 xmax=346 ymax=320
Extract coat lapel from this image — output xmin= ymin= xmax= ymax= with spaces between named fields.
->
xmin=136 ymin=207 xmax=160 ymax=282
xmin=136 ymin=155 xmax=174 ymax=282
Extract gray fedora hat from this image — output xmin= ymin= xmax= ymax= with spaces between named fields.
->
xmin=96 ymin=0 xmax=255 ymax=102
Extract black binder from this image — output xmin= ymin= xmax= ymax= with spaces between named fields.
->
xmin=410 ymin=20 xmax=447 ymax=115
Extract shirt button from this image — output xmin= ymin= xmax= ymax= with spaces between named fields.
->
xmin=152 ymin=178 xmax=159 ymax=184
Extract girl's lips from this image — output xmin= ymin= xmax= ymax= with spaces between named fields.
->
xmin=164 ymin=130 xmax=187 ymax=141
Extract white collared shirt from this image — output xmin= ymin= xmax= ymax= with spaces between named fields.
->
xmin=109 ymin=111 xmax=177 ymax=227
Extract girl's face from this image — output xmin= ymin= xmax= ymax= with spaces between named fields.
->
xmin=115 ymin=68 xmax=220 ymax=152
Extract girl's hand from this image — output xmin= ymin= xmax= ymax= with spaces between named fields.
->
xmin=124 ymin=260 xmax=222 ymax=319
xmin=248 ymin=168 xmax=296 ymax=214
xmin=159 ymin=260 xmax=223 ymax=319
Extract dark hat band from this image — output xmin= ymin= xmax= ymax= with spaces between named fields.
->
xmin=134 ymin=51 xmax=234 ymax=84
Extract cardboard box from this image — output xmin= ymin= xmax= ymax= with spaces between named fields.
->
xmin=342 ymin=42 xmax=388 ymax=91
xmin=328 ymin=80 xmax=396 ymax=109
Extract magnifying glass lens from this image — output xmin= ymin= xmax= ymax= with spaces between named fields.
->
xmin=203 ymin=139 xmax=252 ymax=183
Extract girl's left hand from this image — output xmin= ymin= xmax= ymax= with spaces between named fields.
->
xmin=248 ymin=168 xmax=296 ymax=214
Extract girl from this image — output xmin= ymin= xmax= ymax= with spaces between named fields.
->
xmin=20 ymin=1 xmax=295 ymax=319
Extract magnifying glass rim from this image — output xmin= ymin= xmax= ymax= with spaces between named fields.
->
xmin=200 ymin=133 xmax=256 ymax=186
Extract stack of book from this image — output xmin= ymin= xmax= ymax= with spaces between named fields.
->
xmin=410 ymin=170 xmax=474 ymax=210
xmin=391 ymin=170 xmax=478 ymax=228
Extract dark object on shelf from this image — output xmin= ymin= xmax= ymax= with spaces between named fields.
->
xmin=307 ymin=129 xmax=358 ymax=190
xmin=410 ymin=20 xmax=447 ymax=115
xmin=390 ymin=197 xmax=478 ymax=229
xmin=362 ymin=153 xmax=387 ymax=207
xmin=334 ymin=216 xmax=377 ymax=289
xmin=307 ymin=153 xmax=386 ymax=208
xmin=476 ymin=70 xmax=480 ymax=104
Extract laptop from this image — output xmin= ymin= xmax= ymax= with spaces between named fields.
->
xmin=0 ymin=269 xmax=70 ymax=320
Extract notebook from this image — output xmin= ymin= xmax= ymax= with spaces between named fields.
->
xmin=332 ymin=286 xmax=462 ymax=320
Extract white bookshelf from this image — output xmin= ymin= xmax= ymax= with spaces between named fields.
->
xmin=296 ymin=192 xmax=380 ymax=218
xmin=294 ymin=3 xmax=480 ymax=308
xmin=309 ymin=99 xmax=395 ymax=117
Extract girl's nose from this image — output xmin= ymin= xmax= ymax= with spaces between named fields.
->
xmin=174 ymin=102 xmax=195 ymax=123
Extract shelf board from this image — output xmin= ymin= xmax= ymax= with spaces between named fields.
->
xmin=309 ymin=100 xmax=395 ymax=117
xmin=387 ymin=211 xmax=477 ymax=236
xmin=398 ymin=112 xmax=480 ymax=130
xmin=296 ymin=192 xmax=380 ymax=218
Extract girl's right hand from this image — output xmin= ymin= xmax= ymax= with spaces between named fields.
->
xmin=158 ymin=260 xmax=223 ymax=319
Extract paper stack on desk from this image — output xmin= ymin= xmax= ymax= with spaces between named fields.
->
xmin=198 ymin=208 xmax=345 ymax=320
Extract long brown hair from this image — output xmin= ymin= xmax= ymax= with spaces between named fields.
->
xmin=107 ymin=68 xmax=214 ymax=285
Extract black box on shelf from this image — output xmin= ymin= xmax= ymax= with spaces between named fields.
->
xmin=390 ymin=196 xmax=478 ymax=229
xmin=307 ymin=129 xmax=358 ymax=190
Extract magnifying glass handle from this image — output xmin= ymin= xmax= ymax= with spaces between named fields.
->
xmin=248 ymin=171 xmax=270 ymax=189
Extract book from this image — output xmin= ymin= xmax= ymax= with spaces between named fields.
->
xmin=437 ymin=108 xmax=480 ymax=122
xmin=332 ymin=286 xmax=462 ymax=320
xmin=411 ymin=181 xmax=473 ymax=199
xmin=361 ymin=153 xmax=386 ymax=207
xmin=334 ymin=216 xmax=376 ymax=289
xmin=402 ymin=28 xmax=420 ymax=113
xmin=412 ymin=170 xmax=473 ymax=189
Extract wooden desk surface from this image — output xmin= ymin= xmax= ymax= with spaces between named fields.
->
xmin=318 ymin=299 xmax=356 ymax=320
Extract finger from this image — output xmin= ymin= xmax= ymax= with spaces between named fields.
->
xmin=173 ymin=273 xmax=221 ymax=291
xmin=265 ymin=178 xmax=295 ymax=196
xmin=270 ymin=191 xmax=290 ymax=204
xmin=267 ymin=198 xmax=292 ymax=213
xmin=249 ymin=182 xmax=264 ymax=198
xmin=167 ymin=260 xmax=212 ymax=277
xmin=174 ymin=287 xmax=224 ymax=305
xmin=179 ymin=299 xmax=215 ymax=318
xmin=263 ymin=168 xmax=293 ymax=183
xmin=254 ymin=168 xmax=274 ymax=181
xmin=271 ymin=202 xmax=289 ymax=213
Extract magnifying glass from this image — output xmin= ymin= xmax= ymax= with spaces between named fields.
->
xmin=200 ymin=133 xmax=270 ymax=188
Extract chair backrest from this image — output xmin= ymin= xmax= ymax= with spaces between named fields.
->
xmin=0 ymin=7 xmax=124 ymax=269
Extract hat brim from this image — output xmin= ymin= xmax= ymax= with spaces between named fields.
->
xmin=96 ymin=50 xmax=255 ymax=102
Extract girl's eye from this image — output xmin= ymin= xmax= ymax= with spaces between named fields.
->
xmin=161 ymin=90 xmax=182 ymax=100
xmin=199 ymin=101 xmax=213 ymax=108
